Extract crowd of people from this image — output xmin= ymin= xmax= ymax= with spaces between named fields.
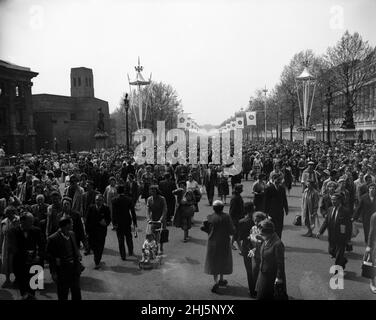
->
xmin=0 ymin=138 xmax=376 ymax=300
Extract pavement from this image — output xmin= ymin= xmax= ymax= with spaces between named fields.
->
xmin=1 ymin=180 xmax=376 ymax=300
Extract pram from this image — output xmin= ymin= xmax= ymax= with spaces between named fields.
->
xmin=138 ymin=221 xmax=163 ymax=270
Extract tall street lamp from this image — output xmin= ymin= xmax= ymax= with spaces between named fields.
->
xmin=325 ymin=86 xmax=333 ymax=146
xmin=263 ymin=86 xmax=268 ymax=142
xmin=296 ymin=65 xmax=316 ymax=145
xmin=124 ymin=93 xmax=130 ymax=151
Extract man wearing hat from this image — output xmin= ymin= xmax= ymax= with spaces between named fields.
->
xmin=317 ymin=193 xmax=351 ymax=270
xmin=264 ymin=173 xmax=288 ymax=239
xmin=203 ymin=164 xmax=217 ymax=206
xmin=353 ymin=182 xmax=376 ymax=244
xmin=46 ymin=216 xmax=82 ymax=300
xmin=85 ymin=194 xmax=111 ymax=269
xmin=301 ymin=161 xmax=319 ymax=192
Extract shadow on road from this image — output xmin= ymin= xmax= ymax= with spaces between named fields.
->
xmin=187 ymin=237 xmax=207 ymax=246
xmin=344 ymin=271 xmax=369 ymax=284
xmin=109 ymin=265 xmax=143 ymax=276
xmin=103 ymin=247 xmax=121 ymax=256
xmin=80 ymin=276 xmax=113 ymax=292
xmin=285 ymin=246 xmax=327 ymax=255
xmin=219 ymin=285 xmax=251 ymax=299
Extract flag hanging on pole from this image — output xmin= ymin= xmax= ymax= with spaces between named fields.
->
xmin=230 ymin=121 xmax=237 ymax=131
xmin=177 ymin=113 xmax=189 ymax=129
xmin=246 ymin=111 xmax=256 ymax=126
xmin=236 ymin=117 xmax=244 ymax=129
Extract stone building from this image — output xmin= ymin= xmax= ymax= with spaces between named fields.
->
xmin=33 ymin=67 xmax=111 ymax=152
xmin=0 ymin=60 xmax=38 ymax=154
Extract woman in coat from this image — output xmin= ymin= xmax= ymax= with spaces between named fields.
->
xmin=256 ymin=219 xmax=287 ymax=300
xmin=301 ymin=179 xmax=320 ymax=237
xmin=202 ymin=200 xmax=235 ymax=293
xmin=173 ymin=190 xmax=195 ymax=242
xmin=366 ymin=211 xmax=376 ymax=293
xmin=0 ymin=206 xmax=20 ymax=288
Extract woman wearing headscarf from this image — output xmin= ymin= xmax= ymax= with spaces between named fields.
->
xmin=202 ymin=200 xmax=235 ymax=294
xmin=256 ymin=219 xmax=287 ymax=300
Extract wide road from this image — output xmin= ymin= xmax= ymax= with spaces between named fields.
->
xmin=1 ymin=180 xmax=375 ymax=300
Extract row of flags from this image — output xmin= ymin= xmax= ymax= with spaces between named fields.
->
xmin=177 ymin=111 xmax=257 ymax=132
xmin=219 ymin=111 xmax=257 ymax=132
xmin=177 ymin=113 xmax=199 ymax=132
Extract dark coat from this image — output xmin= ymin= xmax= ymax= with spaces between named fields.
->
xmin=46 ymin=230 xmax=81 ymax=278
xmin=354 ymin=193 xmax=376 ymax=243
xmin=12 ymin=226 xmax=44 ymax=269
xmin=264 ymin=183 xmax=288 ymax=238
xmin=85 ymin=204 xmax=111 ymax=239
xmin=112 ymin=194 xmax=137 ymax=231
xmin=159 ymin=179 xmax=177 ymax=201
xmin=256 ymin=232 xmax=286 ymax=300
xmin=229 ymin=193 xmax=245 ymax=222
xmin=238 ymin=215 xmax=254 ymax=255
xmin=319 ymin=205 xmax=351 ymax=250
xmin=204 ymin=212 xmax=235 ymax=275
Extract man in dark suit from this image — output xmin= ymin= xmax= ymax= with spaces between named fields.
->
xmin=12 ymin=213 xmax=44 ymax=300
xmin=125 ymin=173 xmax=139 ymax=209
xmin=85 ymin=194 xmax=111 ymax=269
xmin=229 ymin=184 xmax=245 ymax=251
xmin=264 ymin=173 xmax=288 ymax=239
xmin=353 ymin=183 xmax=376 ymax=243
xmin=159 ymin=173 xmax=177 ymax=225
xmin=317 ymin=193 xmax=351 ymax=269
xmin=203 ymin=164 xmax=217 ymax=206
xmin=237 ymin=202 xmax=256 ymax=297
xmin=46 ymin=217 xmax=82 ymax=300
xmin=112 ymin=185 xmax=137 ymax=260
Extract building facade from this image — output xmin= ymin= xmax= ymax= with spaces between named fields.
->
xmin=0 ymin=60 xmax=38 ymax=154
xmin=33 ymin=67 xmax=111 ymax=152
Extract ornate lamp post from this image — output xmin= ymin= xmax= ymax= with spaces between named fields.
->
xmin=124 ymin=93 xmax=130 ymax=151
xmin=296 ymin=64 xmax=316 ymax=145
xmin=325 ymin=86 xmax=333 ymax=146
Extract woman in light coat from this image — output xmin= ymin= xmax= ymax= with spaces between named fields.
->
xmin=0 ymin=206 xmax=19 ymax=288
xmin=301 ymin=179 xmax=320 ymax=237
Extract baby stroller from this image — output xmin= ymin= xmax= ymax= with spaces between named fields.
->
xmin=138 ymin=221 xmax=163 ymax=270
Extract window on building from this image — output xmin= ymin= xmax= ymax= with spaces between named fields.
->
xmin=70 ymin=113 xmax=76 ymax=120
xmin=85 ymin=77 xmax=88 ymax=86
xmin=73 ymin=78 xmax=76 ymax=87
xmin=89 ymin=78 xmax=91 ymax=87
xmin=78 ymin=77 xmax=81 ymax=86
xmin=15 ymin=86 xmax=19 ymax=97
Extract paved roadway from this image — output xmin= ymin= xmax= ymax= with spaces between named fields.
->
xmin=1 ymin=180 xmax=376 ymax=300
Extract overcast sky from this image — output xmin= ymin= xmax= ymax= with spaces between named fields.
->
xmin=1 ymin=0 xmax=375 ymax=125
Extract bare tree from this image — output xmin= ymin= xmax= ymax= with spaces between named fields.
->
xmin=324 ymin=30 xmax=375 ymax=129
